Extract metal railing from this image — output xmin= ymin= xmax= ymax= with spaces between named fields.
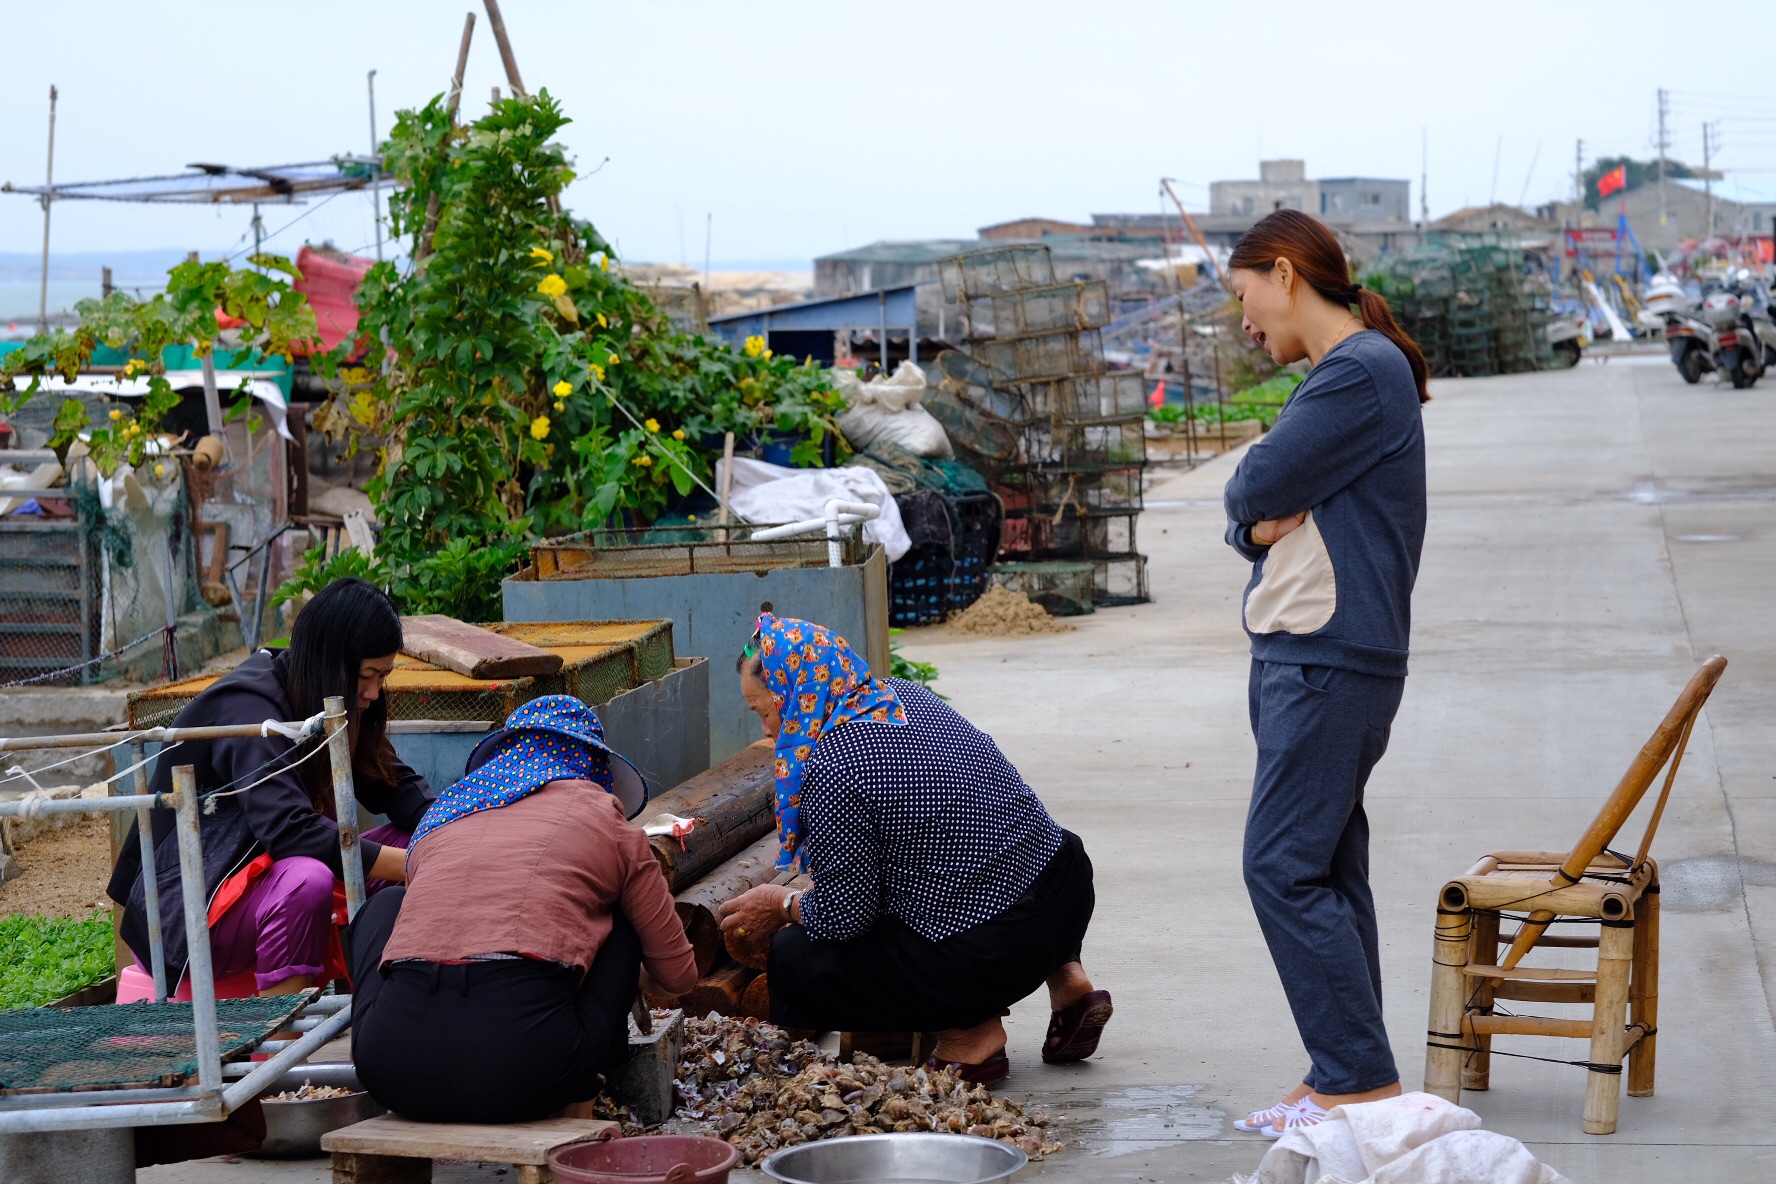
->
xmin=0 ymin=695 xmax=364 ymax=1134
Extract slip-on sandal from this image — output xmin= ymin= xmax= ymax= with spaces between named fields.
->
xmin=922 ymin=1051 xmax=1010 ymax=1086
xmin=1042 ymin=989 xmax=1114 ymax=1064
xmin=1233 ymin=1098 xmax=1295 ymax=1133
xmin=1261 ymin=1097 xmax=1329 ymax=1139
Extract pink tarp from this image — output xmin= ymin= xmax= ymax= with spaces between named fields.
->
xmin=292 ymin=246 xmax=374 ymax=356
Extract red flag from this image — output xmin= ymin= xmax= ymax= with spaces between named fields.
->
xmin=1149 ymin=381 xmax=1166 ymax=408
xmin=1596 ymin=165 xmax=1627 ymax=198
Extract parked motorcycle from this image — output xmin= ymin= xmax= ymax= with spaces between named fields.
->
xmin=1666 ymin=276 xmax=1776 ymax=388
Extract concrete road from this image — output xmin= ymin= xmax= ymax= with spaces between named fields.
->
xmin=144 ymin=355 xmax=1773 ymax=1183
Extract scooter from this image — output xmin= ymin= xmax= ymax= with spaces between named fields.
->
xmin=1664 ymin=309 xmax=1717 ymax=385
xmin=1701 ymin=280 xmax=1776 ymax=389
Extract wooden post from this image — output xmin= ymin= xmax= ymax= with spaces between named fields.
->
xmin=1463 ymin=909 xmax=1499 ymax=1091
xmin=1628 ymin=875 xmax=1660 ymax=1097
xmin=481 ymin=0 xmax=527 ymax=95
xmin=1423 ymin=902 xmax=1470 ymax=1104
xmin=1584 ymin=921 xmax=1635 ymax=1134
xmin=416 ymin=12 xmax=476 ymax=264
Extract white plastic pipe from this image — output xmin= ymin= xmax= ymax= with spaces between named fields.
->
xmin=749 ymin=499 xmax=881 ymax=568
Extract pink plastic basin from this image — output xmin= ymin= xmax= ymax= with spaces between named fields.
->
xmin=549 ymin=1135 xmax=739 ymax=1184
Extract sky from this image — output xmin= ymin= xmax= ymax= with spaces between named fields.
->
xmin=2 ymin=0 xmax=1773 ymax=275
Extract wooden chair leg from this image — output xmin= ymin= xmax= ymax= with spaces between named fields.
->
xmin=1424 ymin=905 xmax=1470 ymax=1104
xmin=1584 ymin=922 xmax=1635 ymax=1134
xmin=1463 ymin=910 xmax=1499 ymax=1091
xmin=1628 ymin=874 xmax=1660 ymax=1098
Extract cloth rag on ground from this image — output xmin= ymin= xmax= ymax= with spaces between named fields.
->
xmin=1242 ymin=1092 xmax=1571 ymax=1184
xmin=718 ymin=456 xmax=911 ymax=560
xmin=835 ymin=362 xmax=953 ymax=458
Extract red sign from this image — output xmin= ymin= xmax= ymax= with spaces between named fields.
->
xmin=1563 ymin=228 xmax=1619 ymax=256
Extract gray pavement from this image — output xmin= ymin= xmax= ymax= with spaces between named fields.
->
xmin=146 ymin=355 xmax=1774 ymax=1182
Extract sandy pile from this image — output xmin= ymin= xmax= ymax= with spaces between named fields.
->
xmin=948 ymin=584 xmax=1075 ymax=636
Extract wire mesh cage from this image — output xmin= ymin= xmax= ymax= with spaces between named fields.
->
xmin=1020 ymin=370 xmax=1149 ymax=422
xmin=1023 ymin=418 xmax=1148 ymax=469
xmin=938 ymin=243 xmax=1057 ymax=303
xmin=1025 ymin=467 xmax=1144 ymax=516
xmin=975 ymin=329 xmax=1106 ymax=385
xmin=989 ymin=561 xmax=1096 ymax=617
xmin=1090 ymin=553 xmax=1150 ymax=608
xmin=961 ymin=280 xmax=1112 ymax=341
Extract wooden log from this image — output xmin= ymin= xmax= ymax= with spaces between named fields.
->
xmin=400 ymin=614 xmax=563 ymax=679
xmin=645 ymin=741 xmax=777 ymax=892
xmin=675 ymin=833 xmax=786 ymax=975
xmin=680 ymin=963 xmax=754 ymax=1017
xmin=740 ymin=973 xmax=770 ymax=1020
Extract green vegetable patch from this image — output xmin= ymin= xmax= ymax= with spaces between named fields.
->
xmin=0 ymin=913 xmax=115 ymax=1010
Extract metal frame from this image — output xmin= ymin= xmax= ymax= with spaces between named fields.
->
xmin=0 ymin=700 xmax=365 ymax=1134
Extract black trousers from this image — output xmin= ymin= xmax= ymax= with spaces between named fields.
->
xmin=769 ymin=829 xmax=1095 ymax=1033
xmin=346 ymin=887 xmax=641 ymax=1123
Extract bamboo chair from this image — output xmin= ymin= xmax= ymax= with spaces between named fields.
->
xmin=1423 ymin=655 xmax=1727 ymax=1135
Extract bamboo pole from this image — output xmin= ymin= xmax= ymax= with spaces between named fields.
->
xmin=1628 ymin=873 xmax=1660 ymax=1097
xmin=1583 ymin=923 xmax=1635 ymax=1134
xmin=324 ymin=695 xmax=365 ymax=921
xmin=1423 ymin=904 xmax=1470 ymax=1104
xmin=1463 ymin=910 xmax=1499 ymax=1091
xmin=416 ymin=12 xmax=476 ymax=264
xmin=1467 ymin=1014 xmax=1592 ymax=1040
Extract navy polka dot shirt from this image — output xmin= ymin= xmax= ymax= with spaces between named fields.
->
xmin=796 ymin=679 xmax=1064 ymax=943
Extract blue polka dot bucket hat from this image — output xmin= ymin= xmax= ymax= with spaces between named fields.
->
xmin=465 ymin=694 xmax=650 ymax=819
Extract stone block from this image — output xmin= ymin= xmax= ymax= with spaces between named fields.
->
xmin=611 ymin=1007 xmax=684 ymax=1126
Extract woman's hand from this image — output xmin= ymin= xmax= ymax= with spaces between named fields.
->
xmin=1252 ymin=512 xmax=1307 ymax=546
xmin=718 ymin=884 xmax=795 ymax=943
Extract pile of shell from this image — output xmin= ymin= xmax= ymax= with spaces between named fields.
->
xmin=670 ymin=1014 xmax=1060 ymax=1166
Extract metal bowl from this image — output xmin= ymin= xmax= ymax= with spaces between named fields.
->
xmin=250 ymin=1063 xmax=385 ymax=1159
xmin=761 ymin=1133 xmax=1028 ymax=1183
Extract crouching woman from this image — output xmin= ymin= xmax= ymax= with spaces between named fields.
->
xmin=348 ymin=695 xmax=698 ymax=1123
xmin=718 ymin=613 xmax=1111 ymax=1085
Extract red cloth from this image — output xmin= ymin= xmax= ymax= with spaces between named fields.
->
xmin=291 ymin=246 xmax=375 ymax=357
xmin=1596 ymin=165 xmax=1628 ymax=198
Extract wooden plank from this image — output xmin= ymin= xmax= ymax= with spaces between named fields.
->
xmin=645 ymin=740 xmax=777 ymax=891
xmin=331 ymin=1152 xmax=431 ymax=1184
xmin=401 ymin=614 xmax=564 ymax=680
xmin=321 ymin=1115 xmax=616 ymax=1164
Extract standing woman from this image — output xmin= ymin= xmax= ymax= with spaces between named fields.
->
xmin=108 ymin=578 xmax=428 ymax=998
xmin=1220 ymin=210 xmax=1428 ymax=1135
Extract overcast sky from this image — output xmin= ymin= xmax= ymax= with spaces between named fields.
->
xmin=3 ymin=0 xmax=1773 ymax=271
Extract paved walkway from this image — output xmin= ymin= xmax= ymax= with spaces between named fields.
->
xmin=147 ymin=355 xmax=1774 ymax=1182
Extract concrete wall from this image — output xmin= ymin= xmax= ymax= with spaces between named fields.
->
xmin=504 ymin=547 xmax=889 ymax=762
xmin=1318 ymin=178 xmax=1412 ymax=225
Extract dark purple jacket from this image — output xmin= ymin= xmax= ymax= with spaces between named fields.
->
xmin=106 ymin=650 xmax=431 ymax=988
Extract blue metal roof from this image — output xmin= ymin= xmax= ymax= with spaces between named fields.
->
xmin=706 ymin=284 xmax=919 ymax=337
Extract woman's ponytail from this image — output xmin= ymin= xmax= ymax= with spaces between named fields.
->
xmin=1230 ymin=209 xmax=1431 ymax=404
xmin=1353 ymin=288 xmax=1430 ymax=404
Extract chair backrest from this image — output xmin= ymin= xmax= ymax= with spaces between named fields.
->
xmin=1555 ymin=654 xmax=1728 ymax=887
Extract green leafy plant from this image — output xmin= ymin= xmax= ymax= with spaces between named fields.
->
xmin=889 ymin=627 xmax=943 ymax=696
xmin=0 ymin=256 xmax=317 ymax=477
xmin=0 ymin=913 xmax=115 ymax=1009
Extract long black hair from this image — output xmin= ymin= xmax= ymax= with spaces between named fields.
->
xmin=283 ymin=577 xmax=404 ymax=801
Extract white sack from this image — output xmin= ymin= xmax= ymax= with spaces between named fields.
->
xmin=1252 ymin=1093 xmax=1571 ymax=1184
xmin=834 ymin=362 xmax=952 ymax=458
xmin=718 ymin=456 xmax=911 ymax=562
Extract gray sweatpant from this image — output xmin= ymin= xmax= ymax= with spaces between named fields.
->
xmin=1244 ymin=658 xmax=1405 ymax=1095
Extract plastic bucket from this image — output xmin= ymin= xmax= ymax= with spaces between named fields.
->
xmin=549 ymin=1135 xmax=739 ymax=1184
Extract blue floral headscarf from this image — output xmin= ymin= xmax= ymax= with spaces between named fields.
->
xmin=753 ymin=613 xmax=906 ymax=870
xmin=410 ymin=696 xmax=616 ymax=847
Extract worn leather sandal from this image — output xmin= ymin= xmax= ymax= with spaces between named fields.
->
xmin=1042 ymin=989 xmax=1114 ymax=1064
xmin=921 ymin=1051 xmax=1010 ymax=1086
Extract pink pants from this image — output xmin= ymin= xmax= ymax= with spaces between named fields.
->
xmin=206 ymin=825 xmax=409 ymax=991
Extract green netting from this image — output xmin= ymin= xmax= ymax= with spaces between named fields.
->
xmin=0 ymin=995 xmax=309 ymax=1091
xmin=1360 ymin=232 xmax=1555 ymax=378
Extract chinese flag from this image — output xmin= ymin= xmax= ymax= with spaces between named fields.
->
xmin=1149 ymin=381 xmax=1166 ymax=408
xmin=1596 ymin=165 xmax=1628 ymax=198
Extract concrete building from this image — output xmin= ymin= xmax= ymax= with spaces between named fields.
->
xmin=1541 ymin=180 xmax=1776 ymax=257
xmin=1209 ymin=159 xmax=1316 ymax=220
xmin=1318 ymin=177 xmax=1411 ymax=225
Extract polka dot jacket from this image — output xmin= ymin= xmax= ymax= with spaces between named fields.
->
xmin=795 ymin=679 xmax=1064 ymax=943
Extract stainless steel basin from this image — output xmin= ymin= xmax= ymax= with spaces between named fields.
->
xmin=761 ymin=1133 xmax=1028 ymax=1183
xmin=250 ymin=1063 xmax=384 ymax=1159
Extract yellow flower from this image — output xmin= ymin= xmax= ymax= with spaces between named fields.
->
xmin=763 ymin=349 xmax=773 ymax=360
xmin=123 ymin=359 xmax=146 ymax=378
xmin=529 ymin=247 xmax=554 ymax=264
xmin=554 ymin=400 xmax=565 ymax=412
xmin=109 ymin=408 xmax=123 ymax=421
xmin=743 ymin=335 xmax=765 ymax=358
xmin=672 ymin=428 xmax=686 ymax=441
xmin=537 ymin=274 xmax=568 ymax=298
xmin=153 ymin=463 xmax=166 ymax=477
xmin=552 ymin=380 xmax=572 ymax=397
xmin=590 ymin=363 xmax=606 ymax=382
xmin=632 ymin=453 xmax=653 ymax=467
xmin=599 ymin=254 xmax=610 ymax=272
xmin=530 ymin=415 xmax=550 ymax=441
xmin=607 ymin=352 xmax=620 ymax=366
xmin=596 ymin=313 xmax=608 ymax=328
xmin=644 ymin=417 xmax=660 ymax=433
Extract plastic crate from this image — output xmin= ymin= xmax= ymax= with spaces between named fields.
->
xmin=888 ymin=543 xmax=954 ymax=627
xmin=945 ymin=491 xmax=1002 ymax=612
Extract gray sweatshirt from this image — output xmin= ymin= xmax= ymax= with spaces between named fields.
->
xmin=1223 ymin=330 xmax=1426 ymax=678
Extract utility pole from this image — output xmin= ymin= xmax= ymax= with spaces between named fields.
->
xmin=1655 ymin=88 xmax=1670 ymax=228
xmin=367 ymin=69 xmax=383 ymax=262
xmin=1420 ymin=128 xmax=1429 ymax=225
xmin=1702 ymin=122 xmax=1718 ymax=236
xmin=37 ymin=85 xmax=58 ymax=337
xmin=1573 ymin=139 xmax=1585 ymax=224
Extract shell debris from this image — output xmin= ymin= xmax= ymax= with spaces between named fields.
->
xmin=665 ymin=1014 xmax=1062 ymax=1166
